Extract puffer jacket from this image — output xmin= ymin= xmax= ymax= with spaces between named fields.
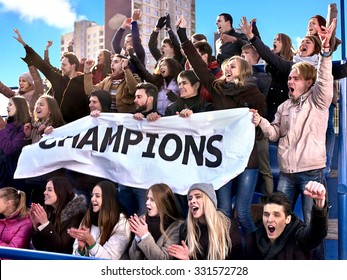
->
xmin=259 ymin=55 xmax=333 ymax=173
xmin=0 ymin=212 xmax=32 ymax=250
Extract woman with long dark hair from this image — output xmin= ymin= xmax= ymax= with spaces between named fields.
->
xmin=30 ymin=176 xmax=87 ymax=254
xmin=68 ymin=180 xmax=131 ymax=259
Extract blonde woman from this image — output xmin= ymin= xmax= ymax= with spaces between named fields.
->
xmin=167 ymin=183 xmax=243 ymax=260
xmin=0 ymin=187 xmax=32 ymax=251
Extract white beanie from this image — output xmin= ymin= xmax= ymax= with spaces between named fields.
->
xmin=19 ymin=72 xmax=34 ymax=86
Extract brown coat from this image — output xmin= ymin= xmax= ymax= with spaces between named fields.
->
xmin=84 ymin=69 xmax=141 ymax=113
xmin=181 ymin=39 xmax=266 ymax=168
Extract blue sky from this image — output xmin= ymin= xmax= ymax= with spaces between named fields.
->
xmin=0 ymin=0 xmax=345 ymax=89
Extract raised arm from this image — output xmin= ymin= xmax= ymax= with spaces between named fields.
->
xmin=13 ymin=29 xmax=61 ymax=90
xmin=131 ymin=9 xmax=146 ymax=66
xmin=44 ymin=40 xmax=53 ymax=63
xmin=84 ymin=59 xmax=97 ymax=94
xmin=166 ymin=14 xmax=184 ymax=64
xmin=148 ymin=16 xmax=167 ymax=61
xmin=304 ymin=181 xmax=326 ymax=209
xmin=28 ymin=65 xmax=44 ymax=98
xmin=128 ymin=48 xmax=155 ymax=83
xmin=111 ymin=17 xmax=131 ymax=54
xmin=176 ymin=17 xmax=216 ymax=95
xmin=239 ymin=16 xmax=292 ymax=74
xmin=312 ymin=19 xmax=335 ymax=109
xmin=296 ymin=181 xmax=328 ymax=249
xmin=0 ymin=81 xmax=16 ymax=99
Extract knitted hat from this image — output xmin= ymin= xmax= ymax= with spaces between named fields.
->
xmin=19 ymin=72 xmax=34 ymax=86
xmin=89 ymin=90 xmax=112 ymax=112
xmin=188 ymin=183 xmax=217 ymax=208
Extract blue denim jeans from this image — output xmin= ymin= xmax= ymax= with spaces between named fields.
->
xmin=277 ymin=169 xmax=326 ymax=259
xmin=118 ymin=184 xmax=147 ymax=216
xmin=277 ymin=169 xmax=324 ymax=224
xmin=325 ymin=103 xmax=336 ymax=174
xmin=216 ymin=168 xmax=258 ymax=234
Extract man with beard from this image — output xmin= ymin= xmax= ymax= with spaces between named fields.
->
xmin=133 ymin=82 xmax=160 ymax=121
xmin=84 ymin=54 xmax=142 ymax=113
xmin=118 ymin=83 xmax=160 ymax=218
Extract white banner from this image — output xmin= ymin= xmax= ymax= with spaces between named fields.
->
xmin=14 ymin=108 xmax=255 ymax=195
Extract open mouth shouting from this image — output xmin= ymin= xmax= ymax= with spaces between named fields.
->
xmin=268 ymin=225 xmax=275 ymax=233
xmin=92 ymin=203 xmax=100 ymax=212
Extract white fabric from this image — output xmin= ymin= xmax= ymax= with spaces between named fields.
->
xmin=72 ymin=213 xmax=131 ymax=260
xmin=14 ymin=108 xmax=255 ymax=195
xmin=293 ymin=54 xmax=319 ymax=69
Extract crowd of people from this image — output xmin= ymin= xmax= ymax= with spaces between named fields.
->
xmin=0 ymin=3 xmax=344 ymax=260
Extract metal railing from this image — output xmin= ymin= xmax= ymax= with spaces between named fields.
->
xmin=337 ymin=65 xmax=347 ymax=260
xmin=0 ymin=247 xmax=102 ymax=260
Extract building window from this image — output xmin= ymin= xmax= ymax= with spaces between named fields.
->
xmin=145 ymin=0 xmax=150 ymax=3
xmin=145 ymin=7 xmax=150 ymax=14
xmin=146 ymin=17 xmax=150 ymax=24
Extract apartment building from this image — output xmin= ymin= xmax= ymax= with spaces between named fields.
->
xmin=61 ymin=0 xmax=195 ymax=72
xmin=60 ymin=20 xmax=104 ymax=61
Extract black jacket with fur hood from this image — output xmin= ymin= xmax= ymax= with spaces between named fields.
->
xmin=31 ymin=195 xmax=87 ymax=254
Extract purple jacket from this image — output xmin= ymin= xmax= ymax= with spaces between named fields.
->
xmin=0 ymin=122 xmax=26 ymax=155
xmin=0 ymin=212 xmax=32 ymax=250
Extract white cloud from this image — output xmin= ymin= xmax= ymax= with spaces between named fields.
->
xmin=0 ymin=0 xmax=84 ymax=30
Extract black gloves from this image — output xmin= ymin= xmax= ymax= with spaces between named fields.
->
xmin=156 ymin=16 xmax=167 ymax=29
xmin=165 ymin=14 xmax=171 ymax=30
